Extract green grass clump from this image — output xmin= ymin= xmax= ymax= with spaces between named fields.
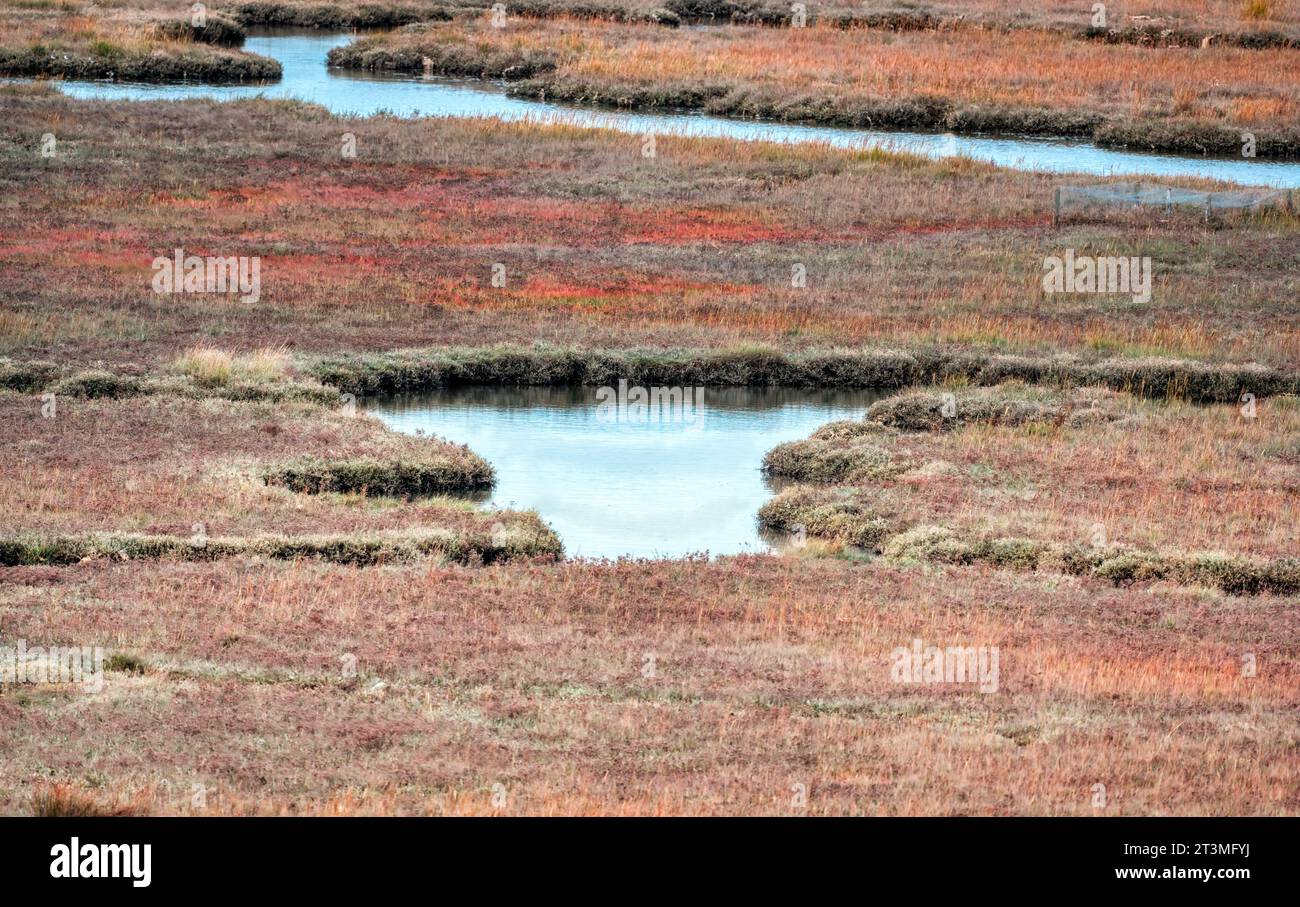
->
xmin=763 ymin=421 xmax=903 ymax=484
xmin=0 ymin=358 xmax=60 ymax=393
xmin=49 ymin=370 xmax=142 ymax=400
xmin=757 ymin=486 xmax=899 ymax=549
xmin=105 ymin=653 xmax=149 ymax=675
xmin=150 ymin=14 xmax=247 ymax=48
xmin=263 ymin=454 xmax=495 ymax=497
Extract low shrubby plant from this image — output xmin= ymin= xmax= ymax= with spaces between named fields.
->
xmin=263 ymin=453 xmax=495 ymax=496
xmin=757 ymin=486 xmax=899 ymax=549
xmin=763 ymin=421 xmax=903 ymax=484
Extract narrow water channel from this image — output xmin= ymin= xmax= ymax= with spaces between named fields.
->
xmin=43 ymin=29 xmax=1300 ymax=188
xmin=368 ymin=385 xmax=883 ymax=559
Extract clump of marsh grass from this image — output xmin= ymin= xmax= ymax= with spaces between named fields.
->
xmin=263 ymin=451 xmax=495 ymax=497
xmin=49 ymin=369 xmax=142 ymax=399
xmin=149 ymin=14 xmax=247 ymax=48
xmin=173 ymin=345 xmax=291 ymax=387
xmin=866 ymin=385 xmax=1118 ymax=432
xmin=0 ymin=357 xmax=60 ymax=393
xmin=31 ymin=783 xmax=147 ymax=818
xmin=757 ymin=486 xmax=900 ymax=549
xmin=763 ymin=421 xmax=905 ymax=484
xmin=159 ymin=347 xmax=336 ymax=402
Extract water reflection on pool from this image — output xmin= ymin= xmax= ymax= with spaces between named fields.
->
xmin=368 ymin=385 xmax=884 ymax=559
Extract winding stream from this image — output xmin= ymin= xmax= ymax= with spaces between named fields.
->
xmin=44 ymin=29 xmax=1300 ymax=188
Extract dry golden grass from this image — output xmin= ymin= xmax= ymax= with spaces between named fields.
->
xmin=362 ymin=17 xmax=1300 ymax=128
xmin=173 ymin=346 xmax=292 ymax=386
xmin=2 ymin=554 xmax=1294 ymax=815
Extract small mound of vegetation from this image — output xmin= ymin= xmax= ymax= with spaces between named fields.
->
xmin=763 ymin=421 xmax=904 ymax=484
xmin=866 ymin=386 xmax=1116 ymax=432
xmin=327 ymin=28 xmax=558 ymax=78
xmin=149 ymin=14 xmax=247 ymax=47
xmin=0 ymin=358 xmax=60 ymax=393
xmin=263 ymin=453 xmax=495 ymax=496
xmin=757 ymin=486 xmax=900 ymax=549
xmin=174 ymin=345 xmax=287 ymax=384
xmin=49 ymin=369 xmax=143 ymax=400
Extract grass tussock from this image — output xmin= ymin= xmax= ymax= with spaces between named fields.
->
xmin=762 ymin=421 xmax=904 ymax=483
xmin=30 ymin=783 xmax=148 ymax=818
xmin=173 ymin=345 xmax=292 ymax=386
xmin=865 ymin=386 xmax=1117 ymax=432
xmin=0 ymin=357 xmax=59 ymax=393
xmin=149 ymin=14 xmax=247 ymax=48
xmin=263 ymin=452 xmax=495 ymax=496
xmin=757 ymin=486 xmax=900 ymax=549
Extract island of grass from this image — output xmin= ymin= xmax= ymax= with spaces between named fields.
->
xmin=0 ymin=5 xmax=279 ymax=83
xmin=327 ymin=16 xmax=1300 ymax=157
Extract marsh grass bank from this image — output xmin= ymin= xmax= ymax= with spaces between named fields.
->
xmin=758 ymin=384 xmax=1300 ymax=595
xmin=0 ymin=522 xmax=561 ymax=566
xmin=327 ymin=19 xmax=1300 ymax=157
xmin=0 ymin=6 xmax=280 ymax=83
xmin=309 ymin=345 xmax=1300 ymax=403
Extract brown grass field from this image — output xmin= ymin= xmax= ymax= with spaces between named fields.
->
xmin=0 ymin=3 xmax=1297 ymax=817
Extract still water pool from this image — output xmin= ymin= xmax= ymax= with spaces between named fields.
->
xmin=369 ymin=385 xmax=883 ymax=559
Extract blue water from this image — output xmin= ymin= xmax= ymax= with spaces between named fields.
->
xmin=42 ymin=29 xmax=1300 ymax=188
xmin=370 ymin=385 xmax=883 ymax=560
